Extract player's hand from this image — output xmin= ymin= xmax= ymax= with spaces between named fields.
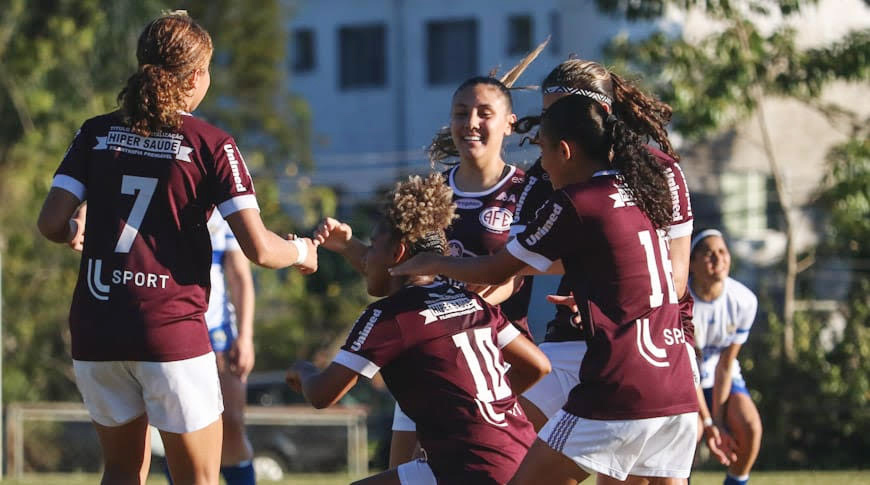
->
xmin=704 ymin=423 xmax=738 ymax=466
xmin=546 ymin=293 xmax=582 ymax=327
xmin=286 ymin=235 xmax=319 ymax=275
xmin=285 ymin=360 xmax=318 ymax=393
xmin=388 ymin=253 xmax=441 ymax=277
xmin=314 ymin=217 xmax=353 ymax=253
xmin=68 ymin=203 xmax=87 ymax=252
xmin=228 ymin=335 xmax=255 ymax=382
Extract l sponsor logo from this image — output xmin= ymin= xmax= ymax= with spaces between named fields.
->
xmin=455 ymin=198 xmax=483 ymax=210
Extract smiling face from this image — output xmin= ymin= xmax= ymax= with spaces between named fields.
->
xmin=449 ymin=83 xmax=516 ymax=166
xmin=690 ymin=235 xmax=731 ymax=284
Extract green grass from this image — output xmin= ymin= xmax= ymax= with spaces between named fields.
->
xmin=1 ymin=470 xmax=867 ymax=485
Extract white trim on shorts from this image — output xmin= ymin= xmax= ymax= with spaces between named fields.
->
xmin=73 ymin=352 xmax=224 ymax=434
xmin=397 ymin=459 xmax=437 ymax=485
xmin=539 ymin=410 xmax=698 ymax=480
xmin=392 ymin=402 xmax=417 ymax=432
xmin=522 ymin=341 xmax=586 ymax=419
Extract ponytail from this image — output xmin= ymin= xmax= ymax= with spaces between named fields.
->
xmin=118 ymin=64 xmax=187 ymax=136
xmin=609 ymin=73 xmax=678 ymax=161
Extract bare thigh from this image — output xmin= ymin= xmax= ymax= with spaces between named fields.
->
xmin=160 ymin=418 xmax=223 ymax=485
xmin=509 ymin=438 xmax=589 ymax=485
xmin=518 ymin=395 xmax=550 ymax=432
xmin=93 ymin=413 xmax=151 ymax=485
xmin=215 ymin=352 xmax=252 ymax=465
xmin=352 ymin=468 xmax=402 ymax=485
xmin=598 ymin=475 xmax=686 ymax=485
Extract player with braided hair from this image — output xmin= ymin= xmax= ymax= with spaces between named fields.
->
xmin=289 ymin=173 xmax=549 ymax=484
xmin=392 ymin=95 xmax=698 ymax=484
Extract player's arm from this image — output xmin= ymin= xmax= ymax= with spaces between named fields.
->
xmin=226 ymin=208 xmax=317 ymax=271
xmin=390 ymin=248 xmax=528 ymax=285
xmin=670 ymin=235 xmax=691 ymax=298
xmin=712 ymin=342 xmax=741 ymax=424
xmin=501 ymin=334 xmax=551 ymax=395
xmin=224 ymin=249 xmax=256 ymax=379
xmin=286 ymin=361 xmax=359 ymax=409
xmin=37 ymin=188 xmax=84 ymax=246
xmin=313 ymin=217 xmax=368 ymax=273
xmin=697 ymin=383 xmax=738 ymax=465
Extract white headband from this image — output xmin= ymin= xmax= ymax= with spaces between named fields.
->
xmin=690 ymin=229 xmax=724 ymax=252
xmin=542 ymin=85 xmax=613 ymax=106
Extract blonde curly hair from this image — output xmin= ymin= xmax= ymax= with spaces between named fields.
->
xmin=384 ymin=173 xmax=456 ymax=254
xmin=118 ymin=11 xmax=213 ymax=136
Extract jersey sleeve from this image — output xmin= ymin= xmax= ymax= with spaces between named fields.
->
xmin=333 ymin=304 xmax=404 ymax=379
xmin=506 ymin=191 xmax=580 ymax=272
xmin=210 ymin=137 xmax=259 ymax=218
xmin=731 ymin=287 xmax=758 ymax=346
xmin=51 ymin=124 xmax=90 ymax=201
xmin=666 ymin=162 xmax=694 ymax=240
xmin=510 ymin=160 xmax=553 ymax=238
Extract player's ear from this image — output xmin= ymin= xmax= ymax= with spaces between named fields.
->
xmin=559 ymin=139 xmax=573 ymax=161
xmin=505 ymin=113 xmax=518 ymax=135
xmin=392 ymin=240 xmax=408 ymax=264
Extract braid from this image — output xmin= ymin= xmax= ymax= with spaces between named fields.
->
xmin=609 ymin=73 xmax=678 ymax=161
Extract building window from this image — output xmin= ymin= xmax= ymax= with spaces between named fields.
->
xmin=293 ymin=29 xmax=315 ymax=73
xmin=507 ymin=15 xmax=533 ymax=56
xmin=427 ymin=19 xmax=477 ymax=85
xmin=549 ymin=11 xmax=561 ymax=54
xmin=721 ymin=171 xmax=769 ymax=238
xmin=338 ymin=24 xmax=386 ymax=89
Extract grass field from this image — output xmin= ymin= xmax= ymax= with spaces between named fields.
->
xmin=1 ymin=470 xmax=867 ymax=484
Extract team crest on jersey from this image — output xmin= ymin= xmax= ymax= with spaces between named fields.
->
xmin=419 ymin=292 xmax=483 ymax=324
xmin=448 ymin=240 xmax=478 ymax=258
xmin=94 ymin=125 xmax=193 ymax=162
xmin=726 ymin=321 xmax=738 ymax=334
xmin=609 ymin=181 xmax=636 ymax=208
xmin=479 ymin=207 xmax=513 ymax=232
xmin=495 ymin=192 xmax=517 ymax=203
xmin=455 ymin=198 xmax=484 ymax=210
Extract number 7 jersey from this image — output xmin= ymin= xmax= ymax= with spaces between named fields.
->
xmin=52 ymin=112 xmax=258 ymax=362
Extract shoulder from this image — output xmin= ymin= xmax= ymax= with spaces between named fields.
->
xmin=180 ymin=114 xmax=234 ymax=146
xmin=645 ymin=144 xmax=676 ymax=164
xmin=726 ymin=277 xmax=757 ymax=306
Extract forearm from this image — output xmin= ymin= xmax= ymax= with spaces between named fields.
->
xmin=712 ymin=364 xmax=732 ymax=423
xmin=340 ymin=238 xmax=369 ymax=274
xmin=469 ymin=276 xmax=522 ymax=306
xmin=226 ymin=254 xmax=255 ymax=340
xmin=439 ymin=255 xmax=518 ymax=285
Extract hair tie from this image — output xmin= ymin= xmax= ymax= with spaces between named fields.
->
xmin=410 ymin=232 xmax=446 ymax=256
xmin=606 ymin=113 xmax=619 ymax=125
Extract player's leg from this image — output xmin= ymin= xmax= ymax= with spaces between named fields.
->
xmin=161 ymin=420 xmax=223 ymax=485
xmin=93 ymin=414 xmax=152 ymax=485
xmin=724 ymin=390 xmax=762 ymax=484
xmin=352 ymin=459 xmax=437 ymax=485
xmin=215 ymin=351 xmax=256 ymax=484
xmin=508 ymin=438 xmax=587 ymax=485
xmin=351 ymin=469 xmax=402 ymax=485
xmin=140 ymin=352 xmax=225 ymax=485
xmin=598 ymin=475 xmax=686 ymax=485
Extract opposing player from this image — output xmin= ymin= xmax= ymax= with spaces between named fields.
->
xmin=287 ymin=173 xmax=550 ymax=484
xmin=690 ymin=230 xmax=762 ymax=485
xmin=37 ymin=11 xmax=316 ymax=485
xmin=392 ymin=94 xmax=698 ymax=484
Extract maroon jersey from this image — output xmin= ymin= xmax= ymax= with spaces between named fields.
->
xmin=334 ymin=281 xmax=536 ymax=483
xmin=52 ymin=112 xmax=258 ymax=362
xmin=507 ymin=171 xmax=697 ymax=420
xmin=443 ymin=165 xmax=533 ymax=337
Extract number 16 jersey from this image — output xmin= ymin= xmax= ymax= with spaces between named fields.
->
xmin=52 ymin=112 xmax=258 ymax=362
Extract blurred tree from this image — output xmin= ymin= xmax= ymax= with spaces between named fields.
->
xmin=600 ymin=0 xmax=869 ymax=361
xmin=0 ymin=0 xmax=367 ymax=404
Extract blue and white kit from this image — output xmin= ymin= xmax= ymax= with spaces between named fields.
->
xmin=691 ymin=277 xmax=757 ymax=396
xmin=206 ymin=212 xmax=241 ymax=353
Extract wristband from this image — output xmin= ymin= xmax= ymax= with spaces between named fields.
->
xmin=291 ymin=238 xmax=308 ymax=266
xmin=703 ymin=417 xmax=714 ymax=427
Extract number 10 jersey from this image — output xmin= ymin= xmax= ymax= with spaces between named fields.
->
xmin=52 ymin=112 xmax=258 ymax=362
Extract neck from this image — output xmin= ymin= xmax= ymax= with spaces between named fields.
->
xmin=386 ymin=273 xmax=436 ymax=296
xmin=454 ymin=156 xmax=506 ymax=192
xmin=690 ymin=277 xmax=725 ymax=302
xmin=553 ymin=158 xmax=609 ymax=189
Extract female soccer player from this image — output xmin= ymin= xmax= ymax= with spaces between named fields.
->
xmin=288 ymin=173 xmax=550 ymax=484
xmin=689 ymin=230 xmax=762 ymax=485
xmin=392 ymin=94 xmax=698 ymax=484
xmin=37 ymin=12 xmax=316 ymax=485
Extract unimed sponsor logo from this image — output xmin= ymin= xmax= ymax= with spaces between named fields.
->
xmin=479 ymin=207 xmax=513 ymax=232
xmin=350 ymin=309 xmax=382 ymax=351
xmin=524 ymin=203 xmax=562 ymax=245
xmin=224 ymin=144 xmax=247 ymax=192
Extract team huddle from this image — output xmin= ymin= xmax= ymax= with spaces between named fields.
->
xmin=36 ymin=10 xmax=762 ymax=485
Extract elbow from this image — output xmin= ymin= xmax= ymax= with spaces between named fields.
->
xmin=37 ymin=217 xmax=66 ymax=243
xmin=534 ymin=357 xmax=552 ymax=381
xmin=308 ymin=393 xmax=339 ymax=410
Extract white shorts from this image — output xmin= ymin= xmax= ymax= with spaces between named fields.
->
xmin=73 ymin=352 xmax=224 ymax=434
xmin=397 ymin=458 xmax=437 ymax=485
xmin=392 ymin=402 xmax=417 ymax=432
xmin=522 ymin=341 xmax=586 ymax=418
xmin=540 ymin=410 xmax=698 ymax=480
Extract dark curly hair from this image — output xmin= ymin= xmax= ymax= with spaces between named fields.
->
xmin=117 ymin=11 xmax=213 ymax=136
xmin=541 ymin=95 xmax=672 ymax=229
xmin=382 ymin=173 xmax=457 ymax=255
xmin=516 ymin=59 xmax=678 ymax=161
